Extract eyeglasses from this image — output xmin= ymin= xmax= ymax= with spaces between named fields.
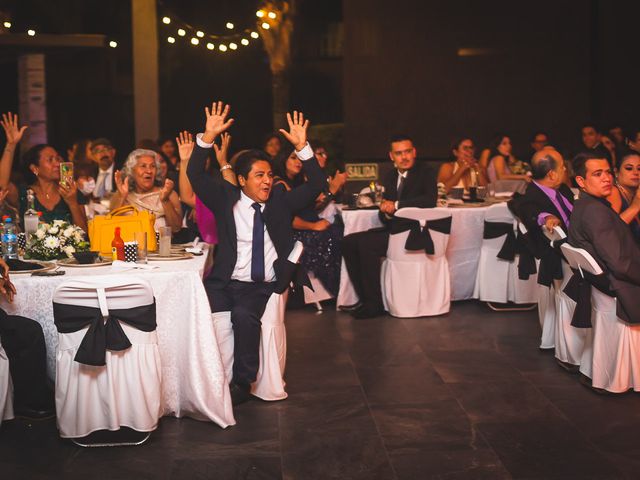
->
xmin=91 ymin=146 xmax=112 ymax=154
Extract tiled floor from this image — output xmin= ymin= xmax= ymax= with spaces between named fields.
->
xmin=1 ymin=301 xmax=638 ymax=479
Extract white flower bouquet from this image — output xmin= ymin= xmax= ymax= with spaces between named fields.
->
xmin=25 ymin=220 xmax=90 ymax=261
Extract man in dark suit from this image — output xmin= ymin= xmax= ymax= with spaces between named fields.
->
xmin=568 ymin=152 xmax=640 ymax=324
xmin=90 ymin=138 xmax=120 ymax=199
xmin=509 ymin=147 xmax=574 ymax=283
xmin=187 ymin=102 xmax=325 ymax=405
xmin=340 ymin=135 xmax=438 ymax=319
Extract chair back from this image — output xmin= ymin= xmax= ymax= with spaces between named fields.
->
xmin=388 ymin=208 xmax=452 ymax=261
xmin=560 ymin=244 xmax=603 ymax=276
xmin=395 ymin=207 xmax=451 ymax=225
xmin=484 ymin=202 xmax=516 ymax=225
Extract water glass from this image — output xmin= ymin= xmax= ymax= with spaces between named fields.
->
xmin=133 ymin=231 xmax=147 ymax=263
xmin=158 ymin=226 xmax=172 ymax=257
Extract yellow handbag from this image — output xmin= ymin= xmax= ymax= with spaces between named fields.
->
xmin=88 ymin=205 xmax=157 ymax=255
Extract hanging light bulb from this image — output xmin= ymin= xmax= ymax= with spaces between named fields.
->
xmin=256 ymin=10 xmax=265 ymax=18
xmin=241 ymin=38 xmax=249 ymax=46
xmin=250 ymin=31 xmax=259 ymax=39
xmin=206 ymin=42 xmax=215 ymax=50
xmin=27 ymin=29 xmax=36 ymax=36
xmin=177 ymin=28 xmax=186 ymax=36
xmin=190 ymin=38 xmax=199 ymax=45
xmin=162 ymin=17 xmax=171 ymax=24
xmin=3 ymin=21 xmax=11 ymax=29
xmin=168 ymin=36 xmax=176 ymax=43
xmin=261 ymin=22 xmax=270 ymax=30
xmin=109 ymin=40 xmax=118 ymax=48
xmin=196 ymin=31 xmax=204 ymax=38
xmin=219 ymin=44 xmax=228 ymax=52
xmin=226 ymin=22 xmax=234 ymax=30
xmin=268 ymin=12 xmax=277 ymax=19
xmin=229 ymin=42 xmax=237 ymax=50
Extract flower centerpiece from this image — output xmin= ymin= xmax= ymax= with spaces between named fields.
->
xmin=25 ymin=220 xmax=90 ymax=261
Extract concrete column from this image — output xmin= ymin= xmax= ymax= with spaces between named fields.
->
xmin=18 ymin=54 xmax=47 ymax=149
xmin=131 ymin=0 xmax=159 ymax=143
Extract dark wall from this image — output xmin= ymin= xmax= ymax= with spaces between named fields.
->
xmin=343 ymin=0 xmax=639 ymax=161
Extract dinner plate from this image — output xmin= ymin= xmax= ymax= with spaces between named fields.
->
xmin=147 ymin=252 xmax=194 ymax=261
xmin=9 ymin=261 xmax=56 ymax=274
xmin=57 ymin=258 xmax=113 ymax=268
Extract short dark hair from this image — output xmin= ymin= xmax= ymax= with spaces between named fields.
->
xmin=581 ymin=122 xmax=600 ymax=134
xmin=572 ymin=151 xmax=606 ymax=178
xmin=21 ymin=144 xmax=52 ymax=184
xmin=530 ymin=131 xmax=548 ymax=142
xmin=235 ymin=149 xmax=272 ymax=180
xmin=531 ymin=153 xmax=558 ymax=180
xmin=91 ymin=137 xmax=114 ymax=150
xmin=389 ymin=134 xmax=413 ymax=148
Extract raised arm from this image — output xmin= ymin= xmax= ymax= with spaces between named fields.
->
xmin=213 ymin=132 xmax=237 ymax=186
xmin=1 ymin=112 xmax=28 ymax=205
xmin=277 ymin=111 xmax=325 ymax=212
xmin=186 ymin=101 xmax=234 ymax=214
xmin=177 ymin=131 xmax=197 ymax=208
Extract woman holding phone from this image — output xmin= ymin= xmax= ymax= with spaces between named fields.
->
xmin=0 ymin=113 xmax=88 ymax=232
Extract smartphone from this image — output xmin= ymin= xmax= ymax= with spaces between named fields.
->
xmin=60 ymin=162 xmax=74 ymax=187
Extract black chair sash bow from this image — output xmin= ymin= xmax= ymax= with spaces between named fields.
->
xmin=562 ymin=269 xmax=613 ymax=328
xmin=53 ymin=300 xmax=157 ymax=366
xmin=390 ymin=217 xmax=452 ymax=254
xmin=536 ymin=238 xmax=567 ymax=287
xmin=483 ymin=221 xmax=537 ymax=280
xmin=273 ymin=258 xmax=312 ymax=294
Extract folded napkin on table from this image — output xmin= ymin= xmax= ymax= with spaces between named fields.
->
xmin=110 ymin=260 xmax=158 ymax=272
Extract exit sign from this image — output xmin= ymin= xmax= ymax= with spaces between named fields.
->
xmin=345 ymin=163 xmax=378 ymax=181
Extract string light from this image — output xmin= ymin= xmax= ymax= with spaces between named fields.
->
xmin=196 ymin=31 xmax=204 ymax=38
xmin=261 ymin=22 xmax=270 ymax=30
xmin=267 ymin=12 xmax=277 ymax=19
xmin=241 ymin=38 xmax=249 ymax=46
xmin=229 ymin=42 xmax=237 ymax=50
xmin=27 ymin=29 xmax=35 ymax=36
xmin=3 ymin=21 xmax=11 ymax=29
xmin=250 ymin=31 xmax=259 ymax=39
xmin=206 ymin=42 xmax=214 ymax=50
xmin=162 ymin=16 xmax=171 ymax=24
xmin=219 ymin=44 xmax=228 ymax=52
xmin=190 ymin=37 xmax=199 ymax=45
xmin=226 ymin=22 xmax=234 ymax=30
xmin=256 ymin=10 xmax=265 ymax=18
xmin=109 ymin=40 xmax=118 ymax=48
xmin=167 ymin=36 xmax=176 ymax=43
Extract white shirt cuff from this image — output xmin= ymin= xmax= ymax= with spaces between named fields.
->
xmin=295 ymin=142 xmax=313 ymax=161
xmin=394 ymin=201 xmax=399 ymax=210
xmin=196 ymin=133 xmax=214 ymax=149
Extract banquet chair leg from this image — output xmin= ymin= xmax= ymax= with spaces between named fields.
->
xmin=70 ymin=428 xmax=151 ymax=447
xmin=314 ymin=301 xmax=323 ymax=313
xmin=486 ymin=301 xmax=537 ymax=312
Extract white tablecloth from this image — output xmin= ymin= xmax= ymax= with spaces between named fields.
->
xmin=338 ymin=205 xmax=491 ymax=305
xmin=1 ymin=248 xmax=235 ymax=428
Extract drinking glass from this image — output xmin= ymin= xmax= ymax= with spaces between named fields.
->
xmin=158 ymin=226 xmax=172 ymax=257
xmin=133 ymin=231 xmax=147 ymax=263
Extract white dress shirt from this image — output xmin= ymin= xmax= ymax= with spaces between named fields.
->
xmin=195 ymin=134 xmax=314 ymax=282
xmin=94 ymin=163 xmax=115 ymax=199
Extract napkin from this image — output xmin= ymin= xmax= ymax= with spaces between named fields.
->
xmin=185 ymin=236 xmax=203 ymax=255
xmin=111 ymin=260 xmax=158 ymax=272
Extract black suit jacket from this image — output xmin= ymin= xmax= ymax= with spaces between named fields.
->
xmin=568 ymin=193 xmax=640 ymax=324
xmin=187 ymin=144 xmax=325 ymax=290
xmin=379 ymin=162 xmax=438 ymax=227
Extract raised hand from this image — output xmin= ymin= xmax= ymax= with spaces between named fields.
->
xmin=204 ymin=101 xmax=234 ymax=140
xmin=328 ymin=170 xmax=348 ymax=194
xmin=1 ymin=112 xmax=28 ymax=145
xmin=114 ymin=170 xmax=129 ymax=198
xmin=176 ymin=130 xmax=195 ymax=162
xmin=279 ymin=111 xmax=309 ymax=151
xmin=159 ymin=178 xmax=175 ymax=202
xmin=58 ymin=179 xmax=79 ymax=206
xmin=213 ymin=132 xmax=232 ymax=167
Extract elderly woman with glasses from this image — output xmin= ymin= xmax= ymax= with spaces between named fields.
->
xmin=437 ymin=137 xmax=488 ymax=193
xmin=110 ymin=148 xmax=183 ymax=232
xmin=0 ymin=113 xmax=88 ymax=231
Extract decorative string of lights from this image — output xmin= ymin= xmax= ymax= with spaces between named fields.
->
xmin=159 ymin=7 xmax=280 ymax=53
xmin=0 ymin=21 xmax=119 ymax=48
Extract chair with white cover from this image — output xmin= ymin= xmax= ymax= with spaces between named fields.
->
xmin=52 ymin=276 xmax=162 ymax=445
xmin=474 ymin=202 xmax=538 ymax=309
xmin=545 ymin=227 xmax=586 ymax=365
xmin=213 ymin=292 xmax=288 ymax=401
xmin=0 ymin=338 xmax=14 ymax=424
xmin=381 ymin=207 xmax=452 ymax=317
xmin=560 ymin=243 xmax=640 ymax=393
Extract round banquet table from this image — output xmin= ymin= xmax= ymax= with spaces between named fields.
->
xmin=337 ymin=204 xmax=495 ymax=306
xmin=0 ymin=247 xmax=235 ymax=428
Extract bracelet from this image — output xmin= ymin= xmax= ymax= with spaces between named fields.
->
xmin=220 ymin=164 xmax=232 ymax=172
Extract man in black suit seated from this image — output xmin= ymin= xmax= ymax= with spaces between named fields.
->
xmin=568 ymin=152 xmax=640 ymax=324
xmin=0 ymin=259 xmax=54 ymax=420
xmin=187 ymin=102 xmax=325 ymax=405
xmin=340 ymin=135 xmax=438 ymax=319
xmin=509 ymin=147 xmax=574 ymax=283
